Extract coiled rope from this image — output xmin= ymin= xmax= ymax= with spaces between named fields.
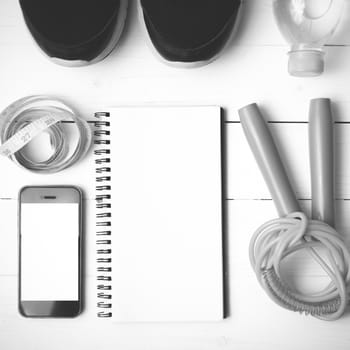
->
xmin=250 ymin=211 xmax=350 ymax=320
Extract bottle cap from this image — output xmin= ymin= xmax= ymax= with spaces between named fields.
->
xmin=288 ymin=50 xmax=325 ymax=77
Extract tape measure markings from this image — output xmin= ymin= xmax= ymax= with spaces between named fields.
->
xmin=0 ymin=114 xmax=66 ymax=157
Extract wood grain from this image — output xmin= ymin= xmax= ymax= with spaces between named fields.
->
xmin=1 ymin=0 xmax=350 ymax=349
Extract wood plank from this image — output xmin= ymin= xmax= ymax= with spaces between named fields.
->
xmin=1 ymin=201 xmax=350 ymax=349
xmin=0 ymin=122 xmax=350 ymax=201
xmin=228 ymin=122 xmax=350 ymax=199
xmin=0 ymin=1 xmax=350 ymax=124
xmin=2 ymin=44 xmax=350 ymax=122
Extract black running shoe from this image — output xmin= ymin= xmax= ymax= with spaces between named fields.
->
xmin=139 ymin=0 xmax=242 ymax=67
xmin=19 ymin=0 xmax=128 ymax=66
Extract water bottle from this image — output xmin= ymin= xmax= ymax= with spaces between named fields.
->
xmin=273 ymin=0 xmax=345 ymax=77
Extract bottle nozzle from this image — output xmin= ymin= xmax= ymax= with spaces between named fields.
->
xmin=288 ymin=50 xmax=325 ymax=77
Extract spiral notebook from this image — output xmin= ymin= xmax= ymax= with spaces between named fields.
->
xmin=94 ymin=106 xmax=225 ymax=322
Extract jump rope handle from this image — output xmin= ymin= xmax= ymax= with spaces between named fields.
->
xmin=239 ymin=103 xmax=301 ymax=217
xmin=309 ymin=98 xmax=334 ymax=226
xmin=239 ymin=100 xmax=334 ymax=225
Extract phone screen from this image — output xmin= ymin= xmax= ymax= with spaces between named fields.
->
xmin=20 ymin=202 xmax=79 ymax=301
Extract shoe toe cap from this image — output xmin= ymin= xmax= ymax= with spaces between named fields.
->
xmin=141 ymin=0 xmax=241 ymax=63
xmin=19 ymin=0 xmax=122 ymax=62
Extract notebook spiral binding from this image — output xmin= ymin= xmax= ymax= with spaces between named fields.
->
xmin=94 ymin=112 xmax=112 ymax=318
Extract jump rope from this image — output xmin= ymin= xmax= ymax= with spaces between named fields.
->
xmin=239 ymin=99 xmax=350 ymax=320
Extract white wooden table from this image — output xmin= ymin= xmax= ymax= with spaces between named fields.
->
xmin=1 ymin=1 xmax=350 ymax=349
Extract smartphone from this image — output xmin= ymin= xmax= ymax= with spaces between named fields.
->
xmin=18 ymin=186 xmax=82 ymax=317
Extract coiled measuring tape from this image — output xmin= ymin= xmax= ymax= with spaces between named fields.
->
xmin=0 ymin=95 xmax=92 ymax=173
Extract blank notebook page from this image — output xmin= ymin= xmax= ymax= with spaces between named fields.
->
xmin=109 ymin=106 xmax=224 ymax=322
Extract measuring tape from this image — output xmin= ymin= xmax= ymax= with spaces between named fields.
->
xmin=0 ymin=95 xmax=92 ymax=173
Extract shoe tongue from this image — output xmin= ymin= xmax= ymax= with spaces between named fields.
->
xmin=141 ymin=0 xmax=239 ymax=49
xmin=20 ymin=0 xmax=120 ymax=46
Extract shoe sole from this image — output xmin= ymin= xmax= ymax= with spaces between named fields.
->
xmin=33 ymin=0 xmax=129 ymax=67
xmin=137 ymin=0 xmax=243 ymax=68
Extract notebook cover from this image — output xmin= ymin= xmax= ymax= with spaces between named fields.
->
xmin=95 ymin=106 xmax=225 ymax=322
